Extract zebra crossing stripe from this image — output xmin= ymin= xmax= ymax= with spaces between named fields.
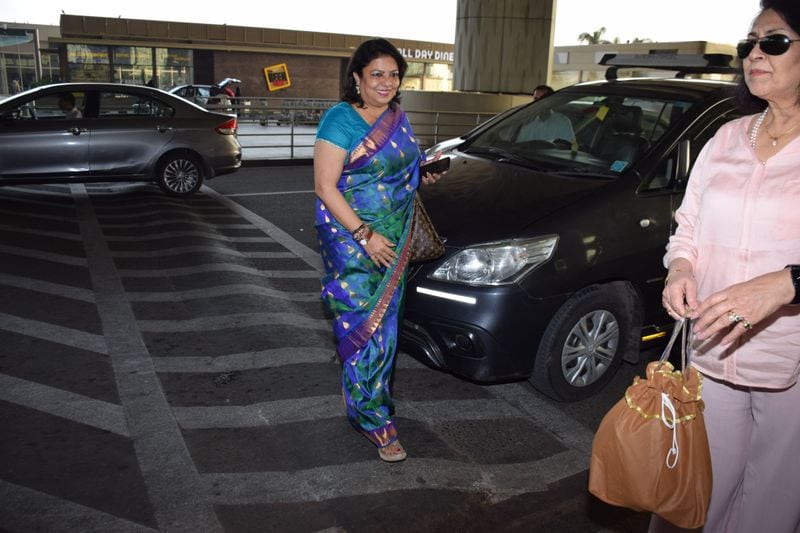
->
xmin=0 ymin=479 xmax=157 ymax=533
xmin=117 ymin=264 xmax=319 ymax=278
xmin=0 ymin=373 xmax=129 ymax=437
xmin=0 ymin=312 xmax=107 ymax=354
xmin=136 ymin=312 xmax=331 ymax=333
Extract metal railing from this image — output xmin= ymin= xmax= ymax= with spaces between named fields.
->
xmin=205 ymin=97 xmax=501 ymax=161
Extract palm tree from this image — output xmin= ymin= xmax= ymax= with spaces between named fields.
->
xmin=631 ymin=37 xmax=653 ymax=43
xmin=578 ymin=27 xmax=613 ymax=45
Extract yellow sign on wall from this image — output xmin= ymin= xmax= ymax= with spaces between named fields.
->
xmin=264 ymin=63 xmax=291 ymax=91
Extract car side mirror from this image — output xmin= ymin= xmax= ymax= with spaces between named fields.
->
xmin=0 ymin=109 xmax=19 ymax=122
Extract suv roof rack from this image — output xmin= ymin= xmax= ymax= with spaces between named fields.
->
xmin=599 ymin=53 xmax=737 ymax=80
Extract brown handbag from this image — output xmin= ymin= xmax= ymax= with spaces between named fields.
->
xmin=409 ymin=195 xmax=445 ymax=263
xmin=588 ymin=318 xmax=712 ymax=529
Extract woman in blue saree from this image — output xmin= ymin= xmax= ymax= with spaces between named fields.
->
xmin=313 ymin=38 xmax=441 ymax=462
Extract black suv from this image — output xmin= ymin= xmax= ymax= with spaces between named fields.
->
xmin=402 ymin=55 xmax=741 ymax=401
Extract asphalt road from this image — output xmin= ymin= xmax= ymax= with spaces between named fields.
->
xmin=0 ymin=166 xmax=653 ymax=533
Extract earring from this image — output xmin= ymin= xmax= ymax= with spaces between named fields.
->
xmin=356 ymin=84 xmax=360 ymax=95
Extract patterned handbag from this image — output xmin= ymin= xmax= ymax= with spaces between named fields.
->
xmin=409 ymin=195 xmax=445 ymax=263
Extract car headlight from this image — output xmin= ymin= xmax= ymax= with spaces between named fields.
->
xmin=429 ymin=235 xmax=558 ymax=286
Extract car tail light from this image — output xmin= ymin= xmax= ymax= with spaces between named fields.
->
xmin=215 ymin=118 xmax=237 ymax=135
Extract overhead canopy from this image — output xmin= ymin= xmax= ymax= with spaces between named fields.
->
xmin=0 ymin=28 xmax=33 ymax=48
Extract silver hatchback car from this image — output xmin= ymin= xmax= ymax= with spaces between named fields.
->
xmin=0 ymin=83 xmax=242 ymax=196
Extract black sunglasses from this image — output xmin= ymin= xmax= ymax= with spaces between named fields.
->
xmin=737 ymin=34 xmax=800 ymax=59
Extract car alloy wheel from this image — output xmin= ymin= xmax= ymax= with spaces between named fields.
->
xmin=531 ymin=283 xmax=639 ymax=401
xmin=560 ymin=309 xmax=619 ymax=387
xmin=157 ymin=152 xmax=203 ymax=196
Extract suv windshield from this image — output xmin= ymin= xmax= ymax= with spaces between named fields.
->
xmin=466 ymin=91 xmax=695 ymax=175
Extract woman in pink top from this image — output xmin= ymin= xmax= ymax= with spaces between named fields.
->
xmin=661 ymin=1 xmax=800 ymax=531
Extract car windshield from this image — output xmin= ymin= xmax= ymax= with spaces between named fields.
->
xmin=465 ymin=91 xmax=695 ymax=175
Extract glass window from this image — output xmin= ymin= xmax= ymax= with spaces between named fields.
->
xmin=0 ymin=29 xmax=38 ymax=92
xmin=112 ymin=46 xmax=151 ymax=66
xmin=466 ymin=91 xmax=695 ymax=175
xmin=406 ymin=62 xmax=425 ymax=78
xmin=401 ymin=61 xmax=453 ymax=92
xmin=156 ymin=48 xmax=193 ymax=90
xmin=403 ymin=61 xmax=425 ymax=91
xmin=644 ymin=107 xmax=740 ymax=192
xmin=41 ymin=51 xmax=62 ymax=84
xmin=3 ymin=54 xmax=35 ymax=94
xmin=67 ymin=44 xmax=110 ymax=82
xmin=9 ymin=91 xmax=86 ymax=121
xmin=67 ymin=44 xmax=109 ymax=65
xmin=111 ymin=46 xmax=154 ymax=86
xmin=622 ymin=98 xmax=693 ymax=143
xmin=423 ymin=63 xmax=453 ymax=91
xmin=98 ymin=91 xmax=173 ymax=118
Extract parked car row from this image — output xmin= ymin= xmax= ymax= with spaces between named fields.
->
xmin=403 ymin=56 xmax=740 ymax=401
xmin=0 ymin=83 xmax=242 ymax=196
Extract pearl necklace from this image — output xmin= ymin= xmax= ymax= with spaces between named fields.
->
xmin=749 ymin=109 xmax=768 ymax=151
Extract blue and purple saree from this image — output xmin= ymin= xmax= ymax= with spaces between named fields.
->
xmin=315 ymin=103 xmax=421 ymax=448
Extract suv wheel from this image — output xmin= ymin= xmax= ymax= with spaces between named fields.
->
xmin=530 ymin=283 xmax=639 ymax=401
xmin=157 ymin=152 xmax=204 ymax=196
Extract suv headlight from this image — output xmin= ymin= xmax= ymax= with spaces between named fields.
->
xmin=429 ymin=235 xmax=558 ymax=286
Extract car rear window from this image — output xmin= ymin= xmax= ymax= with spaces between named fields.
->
xmin=9 ymin=92 xmax=86 ymax=120
xmin=98 ymin=91 xmax=174 ymax=118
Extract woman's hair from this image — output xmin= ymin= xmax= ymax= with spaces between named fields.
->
xmin=735 ymin=0 xmax=800 ymax=112
xmin=342 ymin=38 xmax=407 ymax=108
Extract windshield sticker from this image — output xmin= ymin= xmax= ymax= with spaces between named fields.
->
xmin=595 ymin=106 xmax=610 ymax=121
xmin=610 ymin=160 xmax=628 ymax=172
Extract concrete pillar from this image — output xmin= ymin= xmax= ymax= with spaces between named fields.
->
xmin=454 ymin=0 xmax=556 ymax=94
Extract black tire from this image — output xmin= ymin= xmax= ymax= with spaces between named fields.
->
xmin=530 ymin=283 xmax=640 ymax=401
xmin=156 ymin=152 xmax=204 ymax=196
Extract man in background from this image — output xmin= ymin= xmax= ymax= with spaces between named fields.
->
xmin=518 ymin=84 xmax=574 ymax=144
xmin=58 ymin=93 xmax=82 ymax=119
xmin=533 ymin=84 xmax=554 ymax=101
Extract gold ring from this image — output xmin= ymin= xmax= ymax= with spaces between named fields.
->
xmin=728 ymin=311 xmax=743 ymax=323
xmin=740 ymin=319 xmax=752 ymax=330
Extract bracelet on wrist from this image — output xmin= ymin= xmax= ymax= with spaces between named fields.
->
xmin=787 ymin=264 xmax=800 ymax=305
xmin=664 ymin=269 xmax=685 ymax=286
xmin=352 ymin=223 xmax=372 ymax=247
xmin=351 ymin=223 xmax=366 ymax=237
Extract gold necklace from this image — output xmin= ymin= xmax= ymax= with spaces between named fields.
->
xmin=764 ymin=114 xmax=800 ymax=147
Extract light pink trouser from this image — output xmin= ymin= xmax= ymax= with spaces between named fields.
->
xmin=700 ymin=376 xmax=800 ymax=533
xmin=652 ymin=376 xmax=800 ymax=533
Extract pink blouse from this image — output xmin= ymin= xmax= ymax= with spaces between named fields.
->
xmin=665 ymin=114 xmax=800 ymax=389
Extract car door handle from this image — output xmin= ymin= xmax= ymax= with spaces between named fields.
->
xmin=69 ymin=127 xmax=88 ymax=135
xmin=157 ymin=125 xmax=173 ymax=133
